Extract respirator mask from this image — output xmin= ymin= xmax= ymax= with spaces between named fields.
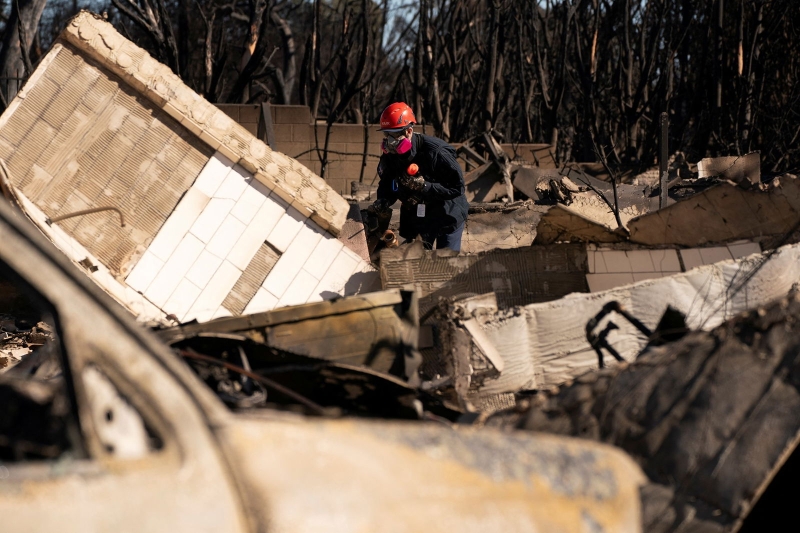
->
xmin=381 ymin=130 xmax=412 ymax=155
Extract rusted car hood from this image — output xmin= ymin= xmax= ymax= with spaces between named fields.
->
xmin=220 ymin=416 xmax=645 ymax=533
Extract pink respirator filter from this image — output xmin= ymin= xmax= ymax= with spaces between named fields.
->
xmin=381 ymin=137 xmax=412 ymax=155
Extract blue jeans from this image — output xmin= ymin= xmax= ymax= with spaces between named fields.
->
xmin=419 ymin=221 xmax=464 ymax=252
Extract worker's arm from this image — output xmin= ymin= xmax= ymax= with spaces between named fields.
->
xmin=373 ymin=158 xmax=398 ymax=210
xmin=419 ymin=148 xmax=464 ymax=200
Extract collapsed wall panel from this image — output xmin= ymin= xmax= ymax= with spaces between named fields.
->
xmin=0 ymin=44 xmax=212 ymax=277
xmin=533 ymin=204 xmax=626 ymax=244
xmin=157 ymin=289 xmax=419 ymax=380
xmin=0 ymin=12 xmax=377 ymax=324
xmin=628 ymin=175 xmax=800 ymax=246
xmin=437 ymin=243 xmax=800 ymax=401
xmin=461 ymin=202 xmax=546 ymax=254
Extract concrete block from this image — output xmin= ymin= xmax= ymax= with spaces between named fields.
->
xmin=328 ymin=160 xmax=364 ymax=178
xmin=274 ymin=124 xmax=294 ymax=142
xmin=601 ymin=250 xmax=632 ymax=273
xmin=698 ymin=246 xmax=733 ymax=265
xmin=230 ymin=181 xmax=267 ymax=224
xmin=227 ymin=196 xmax=285 ymax=269
xmin=194 ymin=152 xmax=234 ymax=197
xmin=326 ymin=124 xmax=364 ymax=143
xmin=147 ymin=187 xmax=210 ymax=261
xmin=303 ymin=160 xmax=322 ymax=175
xmin=206 ymin=214 xmax=247 ymax=258
xmin=292 ymin=125 xmax=313 ymax=143
xmin=239 ymin=104 xmax=260 ymax=123
xmin=242 ymin=123 xmax=257 ymax=136
xmin=185 ymin=249 xmax=224 ymax=289
xmin=728 ymin=241 xmax=761 ymax=259
xmin=310 ymin=248 xmax=360 ymax=300
xmin=586 ymin=273 xmax=635 ymax=292
xmin=243 ymin=287 xmax=279 ymax=314
xmin=346 ymin=142 xmax=369 ymax=155
xmin=325 ymin=142 xmax=348 ymax=155
xmin=189 ymin=198 xmax=235 ymax=243
xmin=213 ymin=164 xmax=249 ymax=201
xmin=275 ymin=105 xmax=311 ymax=124
xmin=627 ymin=250 xmax=655 ymax=272
xmin=185 ymin=260 xmax=242 ymax=323
xmin=276 ymin=269 xmax=319 ymax=308
xmin=262 ymin=223 xmax=324 ymax=297
xmin=650 ymin=249 xmax=682 ymax=272
xmin=145 ymin=233 xmax=205 ymax=307
xmin=125 ymin=250 xmax=164 ymax=293
xmin=266 ymin=207 xmax=305 ymax=252
xmin=304 ymin=236 xmax=345 ymax=279
xmin=680 ymin=249 xmax=704 ymax=271
xmin=163 ymin=278 xmax=202 ymax=321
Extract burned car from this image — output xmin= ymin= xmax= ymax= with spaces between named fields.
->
xmin=0 ymin=198 xmax=644 ymax=531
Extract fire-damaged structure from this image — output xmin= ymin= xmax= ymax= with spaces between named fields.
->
xmin=3 ymin=10 xmax=800 ymax=533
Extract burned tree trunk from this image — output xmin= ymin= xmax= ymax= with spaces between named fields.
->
xmin=0 ymin=0 xmax=47 ymax=106
xmin=112 ymin=0 xmax=180 ymax=73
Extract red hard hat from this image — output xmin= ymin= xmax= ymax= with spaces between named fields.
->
xmin=378 ymin=102 xmax=416 ymax=132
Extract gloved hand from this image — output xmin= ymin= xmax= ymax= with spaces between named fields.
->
xmin=398 ymin=173 xmax=425 ymax=191
xmin=367 ymin=198 xmax=392 ymax=214
xmin=399 ymin=163 xmax=426 ymax=192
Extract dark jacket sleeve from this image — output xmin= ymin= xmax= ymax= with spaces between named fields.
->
xmin=376 ymin=157 xmax=399 ymax=206
xmin=420 ymin=147 xmax=464 ymax=200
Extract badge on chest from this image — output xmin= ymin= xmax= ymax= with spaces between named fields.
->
xmin=416 ymin=204 xmax=426 ymax=217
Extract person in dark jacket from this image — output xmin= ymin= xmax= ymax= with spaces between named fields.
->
xmin=369 ymin=102 xmax=469 ymax=251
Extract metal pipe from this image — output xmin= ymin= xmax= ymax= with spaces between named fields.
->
xmin=382 ymin=229 xmax=399 ymax=248
xmin=47 ymin=206 xmax=125 ymax=227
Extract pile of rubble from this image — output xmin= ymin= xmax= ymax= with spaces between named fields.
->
xmin=0 ymin=315 xmax=54 ymax=371
xmin=2 ymin=11 xmax=799 ymax=532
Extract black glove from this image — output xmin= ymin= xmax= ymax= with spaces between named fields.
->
xmin=398 ymin=173 xmax=425 ymax=192
xmin=367 ymin=198 xmax=392 ymax=214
